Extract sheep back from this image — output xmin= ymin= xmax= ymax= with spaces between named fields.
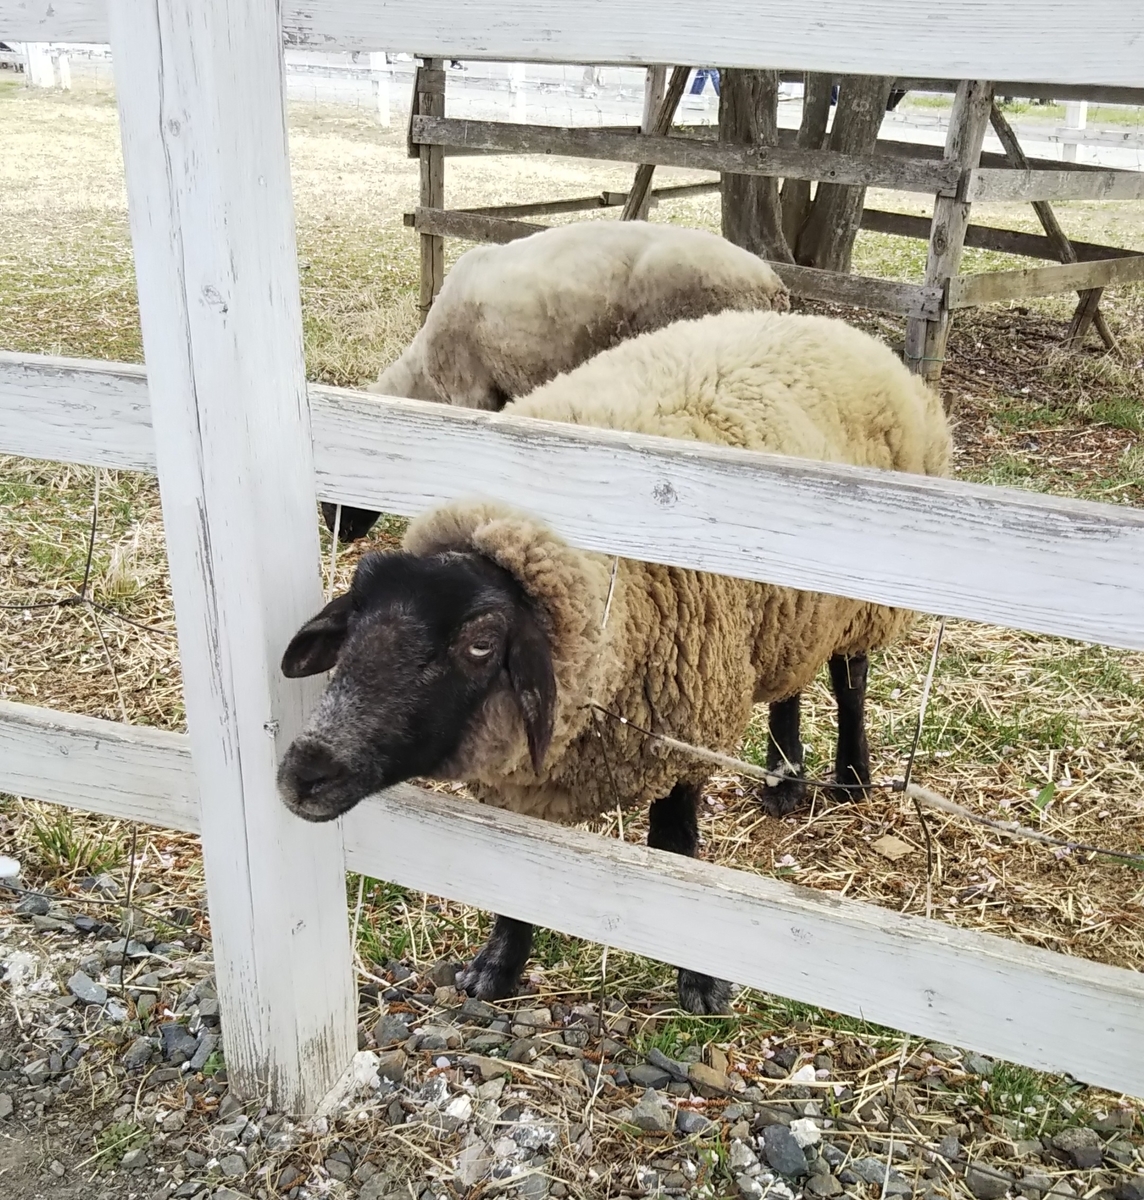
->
xmin=368 ymin=221 xmax=790 ymax=410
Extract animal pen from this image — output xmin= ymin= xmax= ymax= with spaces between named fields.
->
xmin=0 ymin=0 xmax=1143 ymax=1117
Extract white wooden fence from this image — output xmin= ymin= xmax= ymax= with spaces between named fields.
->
xmin=1 ymin=0 xmax=1143 ymax=1114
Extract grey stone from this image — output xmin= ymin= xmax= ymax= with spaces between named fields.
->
xmin=461 ymin=997 xmax=500 ymax=1023
xmin=121 ymin=1036 xmax=155 ymax=1073
xmin=1020 ymin=1171 xmax=1053 ymax=1200
xmin=688 ymin=1062 xmax=731 ymax=1097
xmin=938 ymin=1135 xmax=962 ymax=1162
xmin=926 ymin=1042 xmax=960 ymax=1062
xmin=160 ymin=1022 xmax=200 ymax=1063
xmin=467 ymin=1032 xmax=509 ymax=1053
xmin=629 ymin=1065 xmax=672 ymax=1094
xmin=805 ymin=1174 xmax=842 ymax=1197
xmin=0 ymin=1094 xmax=12 ymax=1120
xmin=1114 ymin=1179 xmax=1144 ymax=1200
xmin=675 ymin=1109 xmax=715 ymax=1136
xmin=629 ymin=1088 xmax=674 ymax=1134
xmin=217 ymin=1093 xmax=243 ymax=1119
xmin=161 ymin=1108 xmax=187 ymax=1133
xmin=185 ymin=1150 xmax=207 ymax=1169
xmin=1013 ymin=1139 xmax=1043 ymax=1158
xmin=964 ymin=1053 xmax=995 ymax=1077
xmin=67 ymin=970 xmax=107 ymax=1005
xmin=845 ymin=1159 xmax=909 ymax=1193
xmin=218 ymin=1153 xmax=247 ymax=1178
xmin=31 ymin=914 xmax=71 ymax=933
xmin=646 ymin=1047 xmax=689 ymax=1083
xmin=15 ymin=894 xmax=50 ymax=916
xmin=965 ymin=1161 xmax=1011 ymax=1199
xmin=378 ymin=1049 xmax=407 ymax=1084
xmin=23 ymin=1060 xmax=51 ymax=1086
xmin=212 ymin=1190 xmax=249 ymax=1200
xmin=517 ymin=1174 xmax=550 ymax=1200
xmin=736 ymin=1175 xmax=765 ymax=1200
xmin=427 ymin=960 xmax=460 ymax=989
xmin=325 ymin=1157 xmax=353 ymax=1182
xmin=506 ymin=1038 xmax=539 ymax=1063
xmin=762 ymin=1124 xmax=809 ymax=1178
xmin=1052 ymin=1127 xmax=1103 ymax=1170
xmin=189 ymin=1034 xmax=218 ymax=1072
xmin=513 ymin=1122 xmax=558 ymax=1153
xmin=729 ymin=1139 xmax=759 ymax=1171
xmin=820 ymin=1143 xmax=845 ymax=1169
xmin=374 ymin=1014 xmax=411 ymax=1049
xmin=122 ymin=1147 xmax=150 ymax=1169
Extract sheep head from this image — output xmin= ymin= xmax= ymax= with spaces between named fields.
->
xmin=276 ymin=549 xmax=555 ymax=822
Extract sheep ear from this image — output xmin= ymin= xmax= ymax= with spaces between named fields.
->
xmin=281 ymin=593 xmax=354 ymax=678
xmin=506 ymin=608 xmax=556 ymax=773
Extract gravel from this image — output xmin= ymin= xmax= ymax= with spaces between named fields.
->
xmin=628 ymin=1089 xmax=674 ymax=1134
xmin=762 ymin=1123 xmax=809 ymax=1177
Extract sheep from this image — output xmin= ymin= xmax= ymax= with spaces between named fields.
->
xmin=321 ymin=220 xmax=789 ymax=542
xmin=280 ymin=309 xmax=951 ymax=1014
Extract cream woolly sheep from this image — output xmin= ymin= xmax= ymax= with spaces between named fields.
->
xmin=280 ymin=309 xmax=951 ymax=1013
xmin=322 ymin=220 xmax=789 ymax=541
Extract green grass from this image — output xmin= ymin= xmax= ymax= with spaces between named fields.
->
xmin=28 ymin=809 xmax=123 ymax=876
xmin=956 ymin=1060 xmax=1095 ymax=1138
xmin=91 ymin=1120 xmax=148 ymax=1166
xmin=1089 ymin=395 xmax=1144 ymax=433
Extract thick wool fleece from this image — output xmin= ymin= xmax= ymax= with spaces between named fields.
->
xmin=367 ymin=221 xmax=789 ymax=410
xmin=404 ymin=311 xmax=951 ymax=823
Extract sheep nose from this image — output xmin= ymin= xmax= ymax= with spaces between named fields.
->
xmin=281 ymin=741 xmax=343 ymax=801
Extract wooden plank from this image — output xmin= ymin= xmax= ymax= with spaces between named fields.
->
xmin=621 ymin=64 xmax=689 ymax=220
xmin=5 ymin=699 xmax=1143 ymax=1098
xmin=0 ymin=353 xmax=152 ymax=471
xmin=969 ymin=168 xmax=1144 ymax=203
xmin=460 ymin=180 xmax=719 ymax=219
xmin=904 ymin=80 xmax=994 ymax=381
xmin=948 ymin=255 xmax=1144 ymax=308
xmin=10 ymin=3 xmax=1144 ymax=88
xmin=7 ymin=354 xmax=1144 ymax=650
xmin=765 ymin=261 xmax=942 ymax=319
xmin=406 ymin=207 xmax=943 ymax=317
xmin=0 ymin=701 xmax=198 ymax=833
xmin=108 ymin=0 xmax=356 ymax=1114
xmin=418 ymin=59 xmax=446 ymax=320
xmin=859 ymin=209 xmax=1140 ymax=264
xmin=412 ymin=116 xmax=962 ymax=196
xmin=343 ymin=785 xmax=1144 ymax=1098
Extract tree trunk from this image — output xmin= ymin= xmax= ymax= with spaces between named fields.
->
xmin=779 ymin=73 xmax=832 ymax=250
xmin=795 ymin=74 xmax=893 ymax=272
xmin=719 ymin=68 xmax=793 ymax=262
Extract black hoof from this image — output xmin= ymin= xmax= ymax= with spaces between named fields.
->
xmin=456 ymin=947 xmax=523 ymax=1001
xmin=677 ymin=969 xmax=732 ymax=1015
xmin=760 ymin=769 xmax=808 ymax=817
xmin=320 ymin=502 xmax=381 ymax=544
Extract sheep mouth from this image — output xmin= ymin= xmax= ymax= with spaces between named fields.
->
xmin=276 ymin=742 xmax=381 ymax=823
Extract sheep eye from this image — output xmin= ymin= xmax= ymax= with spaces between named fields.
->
xmin=467 ymin=642 xmax=494 ymax=660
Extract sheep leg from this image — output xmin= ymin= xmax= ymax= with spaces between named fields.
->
xmin=760 ymin=694 xmax=808 ymax=816
xmin=828 ymin=652 xmax=871 ymax=800
xmin=648 ymin=782 xmax=732 ymax=1015
xmin=456 ymin=915 xmax=533 ymax=1001
xmin=320 ymin=501 xmax=381 ymax=544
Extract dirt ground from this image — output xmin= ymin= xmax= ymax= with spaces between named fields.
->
xmin=0 ymin=78 xmax=1142 ymax=1200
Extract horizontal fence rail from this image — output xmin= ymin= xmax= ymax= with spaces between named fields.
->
xmin=4 ymin=351 xmax=1144 ymax=650
xmin=949 ymin=255 xmax=1144 ymax=309
xmin=5 ymin=1 xmax=1144 ymax=86
xmin=1 ymin=699 xmax=1142 ymax=1097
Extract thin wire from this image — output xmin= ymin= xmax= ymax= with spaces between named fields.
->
xmin=902 ymin=617 xmax=946 ymax=916
xmin=326 ymin=504 xmax=343 ymax=604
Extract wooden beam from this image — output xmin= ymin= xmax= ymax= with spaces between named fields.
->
xmin=405 ymin=207 xmax=541 ymax=242
xmin=948 ymin=255 xmax=1144 ymax=308
xmin=621 ymin=65 xmax=690 ymax=220
xmin=108 ymin=0 xmax=356 ymax=1114
xmin=969 ymin=168 xmax=1144 ymax=203
xmin=0 ymin=701 xmax=198 ymax=833
xmin=460 ymin=180 xmax=720 ymax=219
xmin=3 ymin=699 xmax=1143 ymax=1099
xmin=859 ymin=209 xmax=1140 ymax=264
xmin=7 ymin=353 xmax=1144 ymax=651
xmin=11 ymin=3 xmax=1144 ymax=89
xmin=417 ymin=60 xmax=446 ymax=321
xmin=904 ymin=80 xmax=994 ymax=382
xmin=411 ymin=116 xmax=962 ymax=196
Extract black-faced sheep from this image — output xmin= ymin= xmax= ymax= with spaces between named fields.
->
xmin=322 ymin=220 xmax=789 ymax=542
xmin=282 ymin=309 xmax=951 ymax=1013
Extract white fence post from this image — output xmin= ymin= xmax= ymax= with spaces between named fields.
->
xmin=510 ymin=61 xmax=527 ymax=123
xmin=1063 ymin=98 xmax=1088 ymax=162
xmin=106 ymin=0 xmax=357 ymax=1113
xmin=56 ymin=51 xmax=71 ymax=91
xmin=369 ymin=51 xmax=390 ymax=126
xmin=23 ymin=42 xmax=55 ymax=87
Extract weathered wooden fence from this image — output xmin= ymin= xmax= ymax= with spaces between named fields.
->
xmin=1 ymin=0 xmax=1143 ymax=1114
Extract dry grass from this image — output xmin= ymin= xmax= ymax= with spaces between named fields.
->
xmin=1 ymin=83 xmax=1143 ymax=1087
